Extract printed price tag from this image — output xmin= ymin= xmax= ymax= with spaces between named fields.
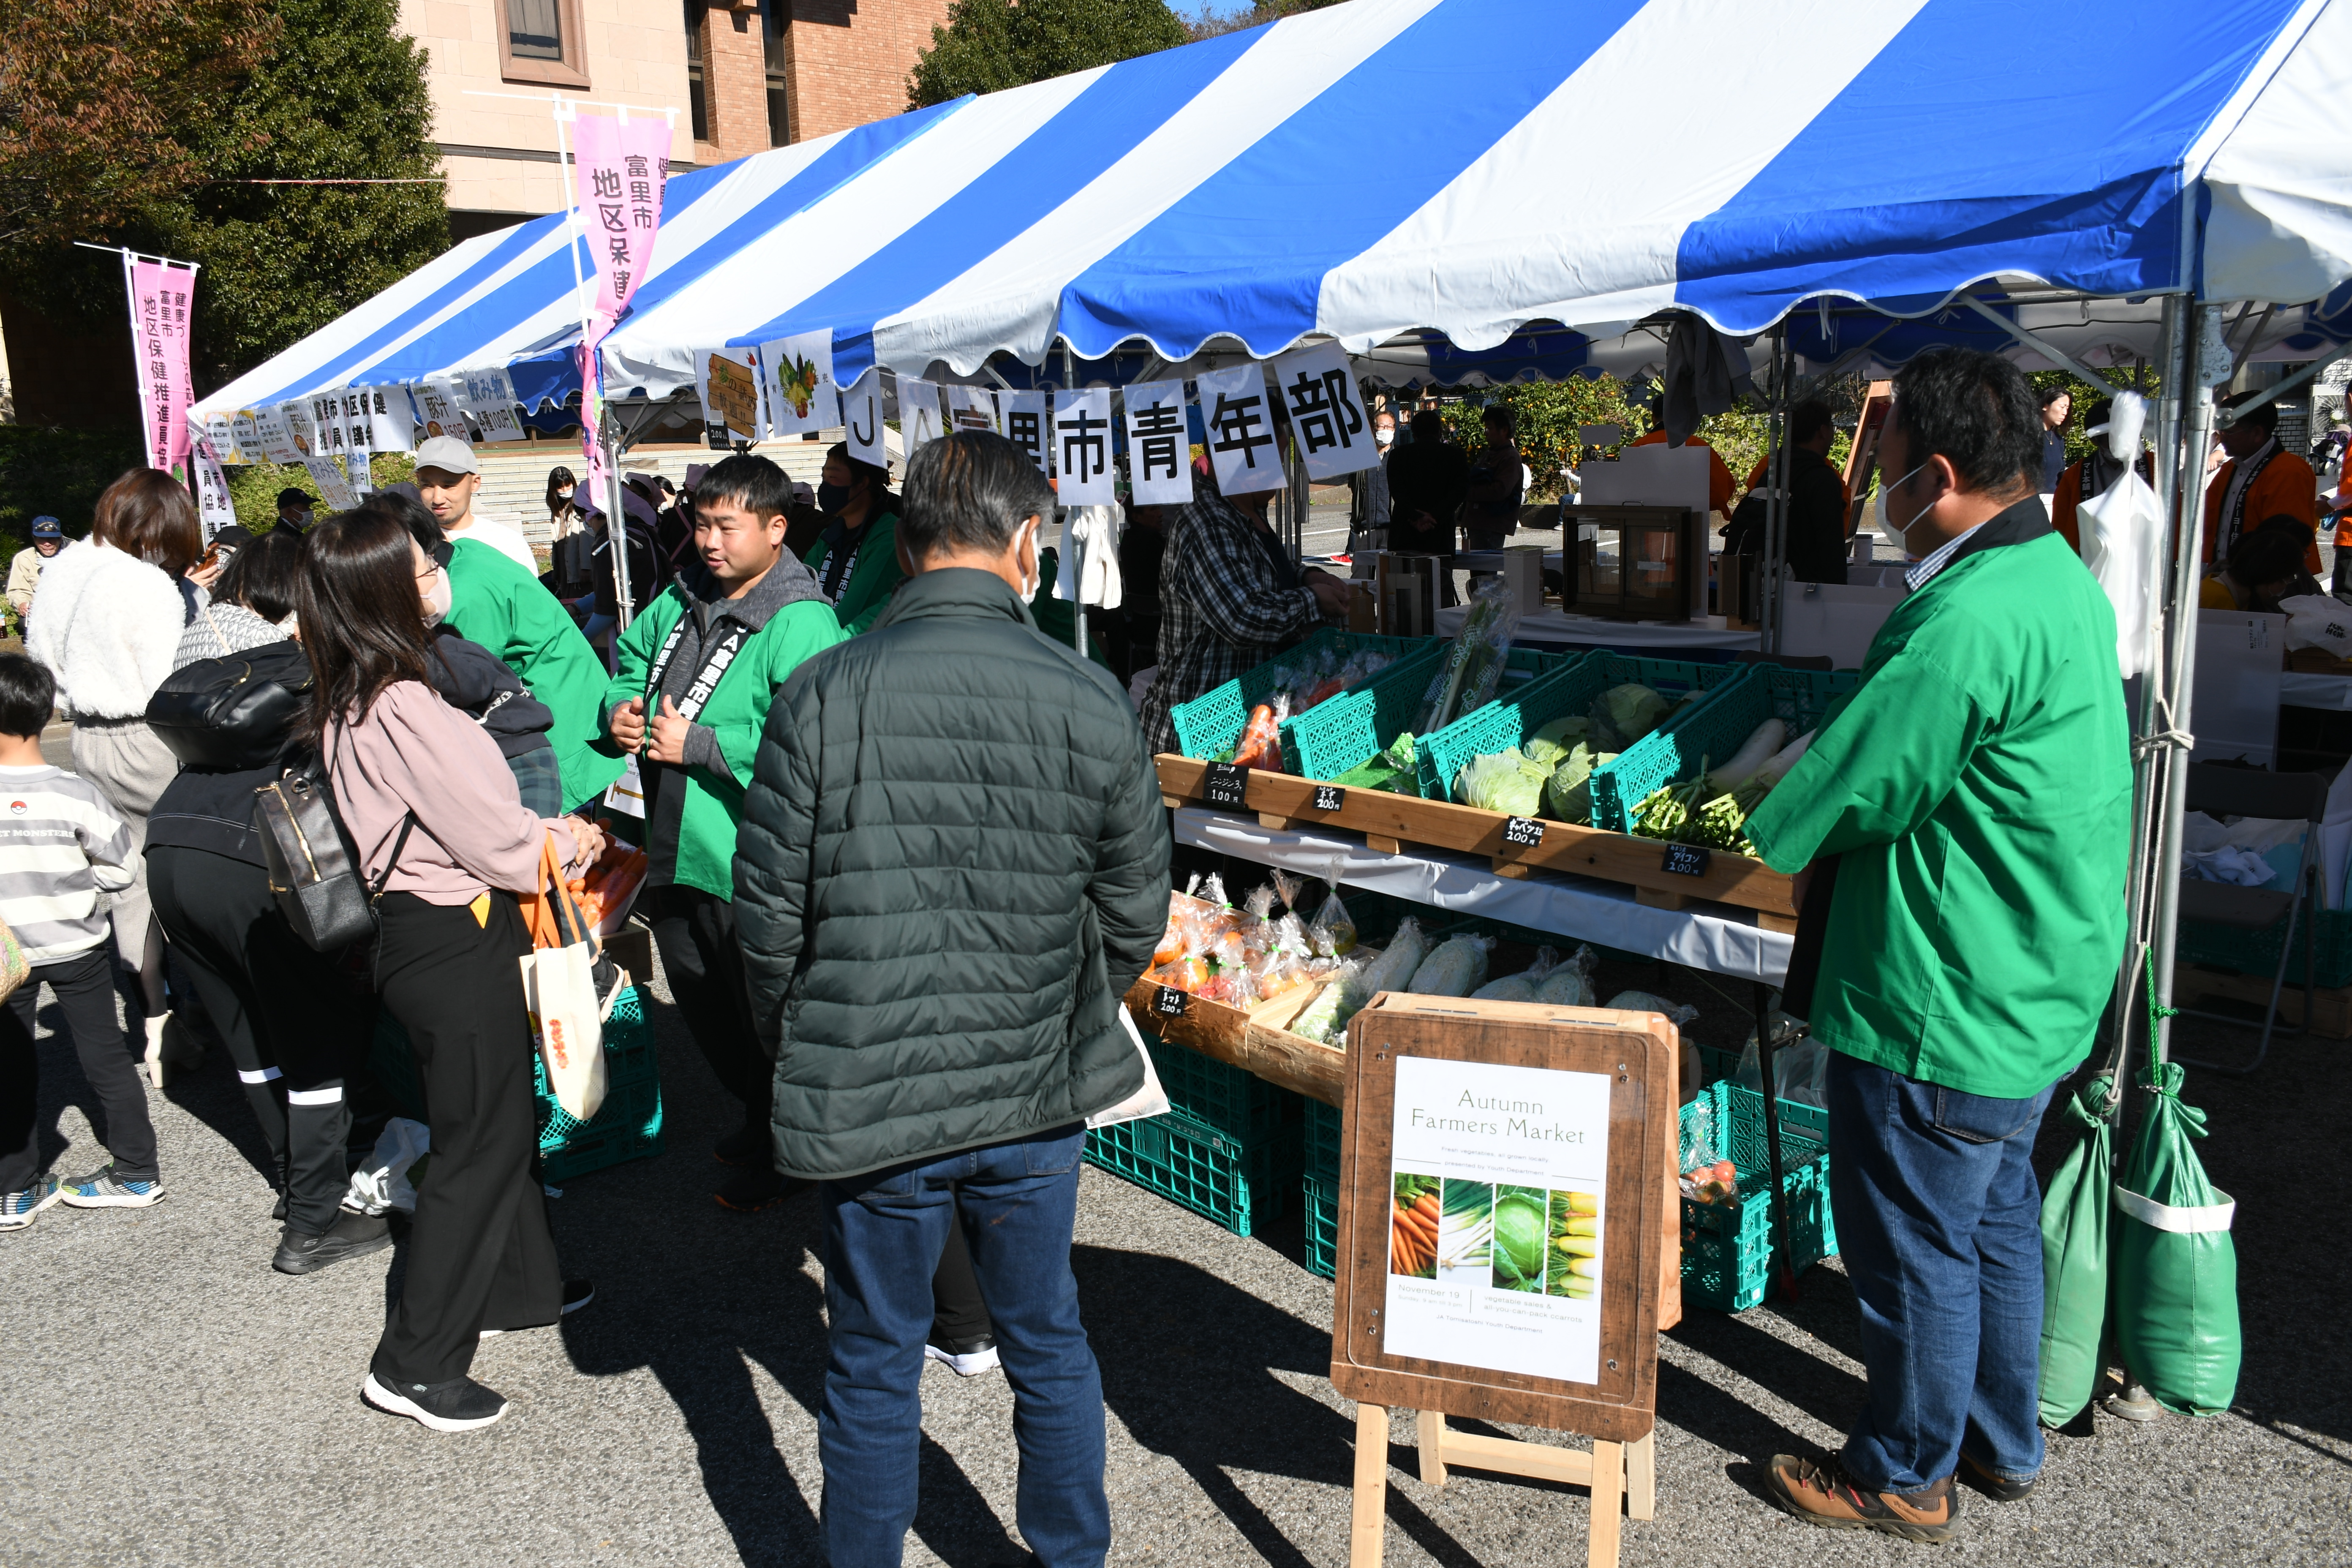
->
xmin=1661 ymin=843 xmax=1712 ymax=878
xmin=1204 ymin=762 xmax=1249 ymax=809
xmin=1312 ymin=784 xmax=1345 ymax=812
xmin=1502 ymin=816 xmax=1546 ymax=848
xmin=1153 ymin=986 xmax=1189 ymax=1018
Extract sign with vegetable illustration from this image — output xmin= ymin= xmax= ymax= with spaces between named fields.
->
xmin=1381 ymin=1054 xmax=1612 ymax=1384
xmin=757 ymin=330 xmax=837 ymax=438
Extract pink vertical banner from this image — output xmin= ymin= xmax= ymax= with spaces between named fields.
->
xmin=128 ymin=259 xmax=196 ymax=477
xmin=571 ymin=113 xmax=671 ymax=328
xmin=578 ymin=318 xmax=612 ymax=504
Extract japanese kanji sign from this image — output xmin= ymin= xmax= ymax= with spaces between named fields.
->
xmin=245 ymin=407 xmax=303 ymax=465
xmin=361 ymin=386 xmax=416 ymax=452
xmin=696 ymin=347 xmax=762 ymax=449
xmin=302 ymin=455 xmax=358 ymax=512
xmin=1054 ymin=387 xmax=1116 ymax=505
xmin=1121 ymin=379 xmax=1192 ymax=507
xmin=193 ymin=442 xmax=237 ymax=537
xmin=842 ymin=368 xmax=887 ymax=468
xmin=408 ymin=382 xmax=470 ymax=444
xmin=947 ymin=384 xmax=999 ymax=436
xmin=571 ymin=112 xmax=670 ymax=326
xmin=453 ymin=367 xmax=526 ymax=444
xmin=1270 ymin=342 xmax=1375 ymax=480
xmin=1196 ymin=364 xmax=1283 ymax=496
xmin=127 ymin=259 xmax=195 ymax=477
xmin=278 ymin=400 xmax=320 ymax=459
xmin=898 ymin=376 xmax=944 ymax=454
xmin=1001 ymin=389 xmax=1048 ymax=474
xmin=201 ymin=413 xmax=243 ymax=466
xmin=305 ymin=394 xmax=349 ymax=455
xmin=757 ymin=330 xmax=836 ymax=439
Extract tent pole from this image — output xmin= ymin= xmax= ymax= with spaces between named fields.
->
xmin=2146 ymin=302 xmax=2222 ymax=1068
xmin=602 ymin=412 xmax=634 ymax=631
xmin=1760 ymin=327 xmax=1789 ymax=654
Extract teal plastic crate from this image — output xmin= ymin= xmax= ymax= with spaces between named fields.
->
xmin=533 ymin=985 xmax=665 ymax=1181
xmin=2176 ymin=906 xmax=2352 ymax=988
xmin=1167 ymin=629 xmax=1434 ymax=760
xmin=1416 ymin=650 xmax=1740 ymax=802
xmin=1689 ymin=1041 xmax=1829 ymax=1143
xmin=1306 ymin=1095 xmax=1341 ymax=1184
xmin=1143 ymin=1031 xmax=1300 ymax=1143
xmin=1304 ymin=1172 xmax=1339 ymax=1279
xmin=1281 ymin=639 xmax=1451 ymax=779
xmin=1678 ymin=1079 xmax=1835 ymax=1312
xmin=1590 ymin=660 xmax=1862 ymax=833
xmin=1086 ymin=1106 xmax=1303 ymax=1236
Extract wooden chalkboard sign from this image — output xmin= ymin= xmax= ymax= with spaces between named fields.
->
xmin=1331 ymin=994 xmax=1675 ymax=1568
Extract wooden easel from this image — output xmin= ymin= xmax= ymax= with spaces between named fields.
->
xmin=1348 ymin=1406 xmax=1656 ymax=1568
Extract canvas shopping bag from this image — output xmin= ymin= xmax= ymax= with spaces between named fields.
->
xmin=520 ymin=836 xmax=608 ymax=1122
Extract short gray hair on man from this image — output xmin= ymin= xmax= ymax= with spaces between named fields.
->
xmin=899 ymin=429 xmax=1054 ymax=559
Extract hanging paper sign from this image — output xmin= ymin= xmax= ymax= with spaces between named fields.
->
xmin=248 ymin=406 xmax=303 ymax=465
xmin=1197 ymin=364 xmax=1282 ymax=496
xmin=408 ymin=381 xmax=470 ymax=444
xmin=362 ymin=385 xmax=416 ymax=452
xmin=572 ymin=111 xmax=671 ymax=326
xmin=898 ymin=377 xmax=944 ymax=454
xmin=1272 ymin=342 xmax=1375 ymax=480
xmin=696 ymin=346 xmax=762 ymax=449
xmin=302 ymin=455 xmax=358 ymax=512
xmin=343 ymin=451 xmax=374 ymax=498
xmin=1002 ymin=389 xmax=1048 ymax=475
xmin=755 ymin=330 xmax=836 ymax=439
xmin=1122 ymin=378 xmax=1193 ymax=507
xmin=841 ymin=368 xmax=887 ymax=467
xmin=305 ymin=393 xmax=349 ymax=455
xmin=279 ymin=400 xmax=321 ymax=459
xmin=453 ymin=367 xmax=526 ymax=444
xmin=230 ymin=410 xmax=263 ymax=462
xmin=947 ymin=384 xmax=999 ymax=436
xmin=127 ymin=259 xmax=195 ymax=477
xmin=336 ymin=390 xmax=373 ymax=457
xmin=201 ymin=413 xmax=244 ymax=466
xmin=1054 ymin=387 xmax=1116 ymax=505
xmin=193 ymin=442 xmax=237 ymax=537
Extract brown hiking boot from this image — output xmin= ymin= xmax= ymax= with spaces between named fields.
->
xmin=1765 ymin=1453 xmax=1961 ymax=1544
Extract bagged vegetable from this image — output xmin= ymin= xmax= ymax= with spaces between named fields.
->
xmin=1414 ymin=580 xmax=1522 ymax=737
xmin=1313 ymin=912 xmax=1430 ymax=1044
xmin=1471 ymin=947 xmax=1557 ymax=1003
xmin=1288 ymin=958 xmax=1361 ymax=1043
xmin=1534 ymin=945 xmax=1599 ymax=1006
xmin=1231 ymin=695 xmax=1290 ymax=771
xmin=1407 ymin=934 xmax=1494 ymax=997
xmin=1457 ymin=747 xmax=1551 ymax=815
xmin=1603 ymin=989 xmax=1698 ymax=1029
xmin=2112 ymin=1062 xmax=2240 ymax=1417
xmin=1309 ymin=864 xmax=1358 ymax=956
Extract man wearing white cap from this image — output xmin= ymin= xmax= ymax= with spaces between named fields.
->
xmin=412 ymin=436 xmax=539 ymax=577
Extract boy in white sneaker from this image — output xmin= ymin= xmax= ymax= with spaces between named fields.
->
xmin=0 ymin=654 xmax=161 ymax=1228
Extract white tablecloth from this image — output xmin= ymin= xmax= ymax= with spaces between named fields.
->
xmin=1432 ymin=606 xmax=1760 ymax=651
xmin=1174 ymin=808 xmax=1791 ymax=984
xmin=2280 ymin=671 xmax=2352 ymax=710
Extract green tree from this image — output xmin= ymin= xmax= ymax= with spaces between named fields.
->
xmin=1183 ymin=0 xmax=1344 ymax=38
xmin=5 ymin=0 xmax=446 ymax=392
xmin=910 ymin=0 xmax=1192 ymax=107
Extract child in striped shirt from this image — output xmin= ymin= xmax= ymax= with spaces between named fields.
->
xmin=0 ymin=654 xmax=162 ymax=1228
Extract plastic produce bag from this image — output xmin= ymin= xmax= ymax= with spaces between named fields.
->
xmin=1088 ymin=1007 xmax=1173 ymax=1130
xmin=1471 ymin=947 xmax=1557 ymax=1003
xmin=1534 ymin=945 xmax=1598 ymax=1006
xmin=2074 ymin=390 xmax=2161 ymax=680
xmin=346 ymin=1116 xmax=430 ymax=1216
xmin=1407 ymin=934 xmax=1494 ymax=997
xmin=1308 ymin=862 xmax=1358 ymax=956
xmin=1603 ymin=989 xmax=1698 ymax=1029
xmin=2112 ymin=1062 xmax=2240 ymax=1417
xmin=2036 ymin=1076 xmax=2115 ymax=1429
xmin=1414 ymin=580 xmax=1522 ymax=736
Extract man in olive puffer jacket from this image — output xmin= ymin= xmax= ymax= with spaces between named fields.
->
xmin=734 ymin=429 xmax=1168 ymax=1568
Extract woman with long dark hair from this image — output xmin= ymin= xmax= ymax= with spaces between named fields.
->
xmin=299 ymin=509 xmax=604 ymax=1432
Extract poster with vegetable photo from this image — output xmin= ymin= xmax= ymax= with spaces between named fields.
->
xmin=1547 ymin=1191 xmax=1601 ymax=1299
xmin=1391 ymin=1174 xmax=1439 ymax=1278
xmin=1436 ymin=1179 xmax=1493 ymax=1286
xmin=1489 ymin=1185 xmax=1551 ymax=1293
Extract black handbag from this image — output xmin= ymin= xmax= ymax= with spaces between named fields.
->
xmin=147 ymin=639 xmax=312 ymax=770
xmin=255 ymin=765 xmax=414 ymax=953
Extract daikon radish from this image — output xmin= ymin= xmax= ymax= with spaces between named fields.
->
xmin=1710 ymin=718 xmax=1786 ymax=790
xmin=1751 ymin=729 xmax=1816 ymax=788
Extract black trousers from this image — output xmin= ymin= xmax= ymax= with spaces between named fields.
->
xmin=930 ymin=1211 xmax=994 ymax=1345
xmin=148 ymin=847 xmax=374 ymax=1234
xmin=0 ymin=945 xmax=157 ymax=1192
xmin=644 ymin=883 xmax=770 ymax=1128
xmin=371 ymin=892 xmax=561 ymax=1386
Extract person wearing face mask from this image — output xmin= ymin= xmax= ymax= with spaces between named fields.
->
xmin=272 ymin=487 xmax=316 ymax=540
xmin=802 ymin=443 xmax=908 ymax=634
xmin=1743 ymin=348 xmax=2130 ymax=1544
xmin=603 ymin=453 xmax=847 ymax=1212
xmin=1346 ymin=408 xmax=1397 ymax=555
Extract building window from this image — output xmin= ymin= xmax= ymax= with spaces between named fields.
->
xmin=761 ymin=0 xmax=791 ymax=147
xmin=685 ymin=0 xmax=709 ymax=144
xmin=500 ymin=0 xmax=588 ymax=86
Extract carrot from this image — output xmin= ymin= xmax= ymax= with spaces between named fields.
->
xmin=1414 ymin=1192 xmax=1440 ymax=1221
xmin=1396 ymin=1215 xmax=1436 ymax=1251
xmin=1397 ymin=1204 xmax=1437 ymax=1236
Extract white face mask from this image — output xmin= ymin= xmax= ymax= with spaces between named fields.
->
xmin=1375 ymin=425 xmax=1396 ymax=447
xmin=556 ymin=487 xmax=574 ymax=501
xmin=1877 ymin=460 xmax=1935 ymax=555
xmin=422 ymin=566 xmax=452 ymax=628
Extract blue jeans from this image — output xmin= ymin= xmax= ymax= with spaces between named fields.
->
xmin=819 ymin=1122 xmax=1107 ymax=1568
xmin=1825 ymin=1052 xmax=2056 ymax=1493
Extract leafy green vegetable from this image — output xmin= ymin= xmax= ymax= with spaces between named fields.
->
xmin=1523 ymin=716 xmax=1589 ymax=768
xmin=1492 ymin=1188 xmax=1549 ymax=1291
xmin=1542 ymin=743 xmax=1615 ymax=824
xmin=1591 ymin=683 xmax=1669 ymax=750
xmin=1457 ymin=747 xmax=1550 ymax=815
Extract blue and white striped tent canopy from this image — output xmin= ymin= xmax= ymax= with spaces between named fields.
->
xmin=197 ymin=0 xmax=2352 ymax=421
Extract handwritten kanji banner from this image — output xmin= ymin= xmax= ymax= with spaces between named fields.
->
xmin=1196 ymin=365 xmax=1282 ymax=496
xmin=409 ymin=381 xmax=470 ymax=444
xmin=1054 ymin=387 xmax=1116 ymax=505
xmin=193 ymin=443 xmax=237 ymax=537
xmin=453 ymin=367 xmax=526 ymax=444
xmin=1270 ymin=342 xmax=1375 ymax=480
xmin=1120 ymin=379 xmax=1192 ymax=507
xmin=361 ymin=386 xmax=416 ymax=452
xmin=128 ymin=259 xmax=195 ymax=476
xmin=572 ymin=112 xmax=670 ymax=327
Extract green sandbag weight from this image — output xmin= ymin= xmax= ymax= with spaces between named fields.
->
xmin=2036 ymin=1075 xmax=2115 ymax=1429
xmin=2112 ymin=1061 xmax=2241 ymax=1418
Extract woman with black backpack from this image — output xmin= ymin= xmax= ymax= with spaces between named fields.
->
xmin=146 ymin=530 xmax=390 ymax=1275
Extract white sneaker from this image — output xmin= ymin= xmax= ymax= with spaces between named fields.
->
xmin=926 ymin=1337 xmax=1001 ymax=1377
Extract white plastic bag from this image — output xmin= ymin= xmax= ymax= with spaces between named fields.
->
xmin=1089 ymin=1006 xmax=1172 ymax=1129
xmin=345 ymin=1116 xmax=429 ymax=1216
xmin=2074 ymin=391 xmax=2162 ymax=680
xmin=2276 ymin=593 xmax=2352 ymax=659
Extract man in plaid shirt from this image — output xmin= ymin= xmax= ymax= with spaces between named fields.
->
xmin=1138 ymin=478 xmax=1351 ymax=754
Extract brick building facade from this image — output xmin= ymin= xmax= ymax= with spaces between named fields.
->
xmin=691 ymin=0 xmax=956 ymax=169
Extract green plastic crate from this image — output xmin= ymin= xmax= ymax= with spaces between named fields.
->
xmin=1086 ymin=1106 xmax=1303 ymax=1236
xmin=532 ymin=986 xmax=665 ymax=1181
xmin=1689 ymin=1041 xmax=1829 ymax=1143
xmin=1416 ymin=650 xmax=1740 ymax=802
xmin=1678 ymin=1080 xmax=1835 ymax=1312
xmin=1590 ymin=660 xmax=1862 ymax=833
xmin=1167 ymin=629 xmax=1433 ymax=760
xmin=1282 ymin=639 xmax=1451 ymax=779
xmin=1143 ymin=1031 xmax=1300 ymax=1143
xmin=2176 ymin=906 xmax=2352 ymax=988
xmin=1304 ymin=1172 xmax=1339 ymax=1279
xmin=1306 ymin=1095 xmax=1341 ymax=1184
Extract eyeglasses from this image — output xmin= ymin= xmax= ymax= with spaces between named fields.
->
xmin=415 ymin=564 xmax=443 ymax=584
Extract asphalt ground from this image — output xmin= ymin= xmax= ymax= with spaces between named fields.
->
xmin=2 ymin=928 xmax=2344 ymax=1568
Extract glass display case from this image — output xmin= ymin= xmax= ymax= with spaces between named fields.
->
xmin=1568 ymin=505 xmax=1708 ymax=621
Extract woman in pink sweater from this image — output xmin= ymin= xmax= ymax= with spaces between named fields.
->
xmin=299 ymin=509 xmax=606 ymax=1434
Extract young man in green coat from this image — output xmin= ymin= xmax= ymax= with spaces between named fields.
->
xmin=605 ymin=453 xmax=847 ymax=1211
xmin=1749 ymin=348 xmax=2130 ymax=1542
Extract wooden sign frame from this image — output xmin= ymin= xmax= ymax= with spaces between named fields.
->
xmin=1329 ymin=994 xmax=1674 ymax=1567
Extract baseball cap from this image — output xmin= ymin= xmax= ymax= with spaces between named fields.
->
xmin=30 ymin=516 xmax=61 ymax=539
xmin=412 ymin=435 xmax=480 ymax=477
xmin=277 ymin=487 xmax=316 ymax=509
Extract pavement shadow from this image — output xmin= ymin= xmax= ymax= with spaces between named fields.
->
xmin=1666 ymin=1300 xmax=1867 ymax=1437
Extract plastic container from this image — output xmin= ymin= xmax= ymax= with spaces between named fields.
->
xmin=1306 ymin=1095 xmax=1341 ymax=1184
xmin=1167 ymin=629 xmax=1435 ymax=760
xmin=1146 ymin=1033 xmax=1300 ymax=1143
xmin=1590 ymin=660 xmax=1862 ymax=833
xmin=532 ymin=986 xmax=665 ymax=1181
xmin=1303 ymin=1172 xmax=1340 ymax=1279
xmin=2175 ymin=906 xmax=2352 ymax=988
xmin=1689 ymin=1040 xmax=1829 ymax=1142
xmin=1281 ymin=639 xmax=1453 ymax=780
xmin=1086 ymin=1106 xmax=1303 ymax=1236
xmin=1678 ymin=1079 xmax=1835 ymax=1311
xmin=1416 ymin=651 xmax=1741 ymax=803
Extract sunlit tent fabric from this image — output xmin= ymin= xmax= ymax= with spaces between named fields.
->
xmin=200 ymin=0 xmax=2352 ymax=422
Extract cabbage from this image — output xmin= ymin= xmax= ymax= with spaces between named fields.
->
xmin=1593 ymin=683 xmax=1669 ymax=747
xmin=1457 ymin=747 xmax=1549 ymax=815
xmin=1472 ymin=973 xmax=1538 ymax=1002
xmin=1523 ymin=716 xmax=1589 ymax=768
xmin=1541 ymin=743 xmax=1615 ymax=824
xmin=1380 ymin=730 xmax=1418 ymax=771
